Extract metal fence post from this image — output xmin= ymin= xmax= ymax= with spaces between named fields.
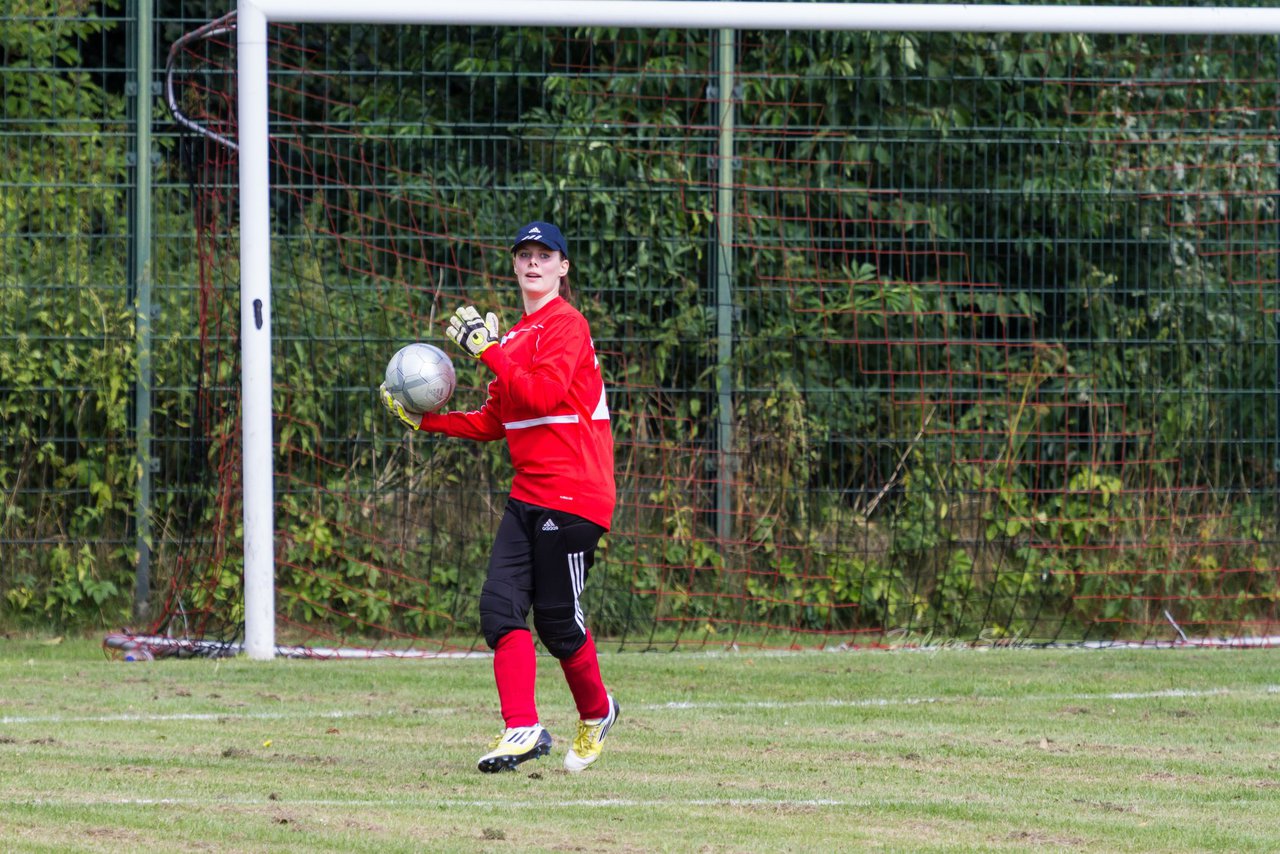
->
xmin=127 ymin=0 xmax=155 ymax=623
xmin=715 ymin=25 xmax=736 ymax=545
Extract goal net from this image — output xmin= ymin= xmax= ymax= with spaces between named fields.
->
xmin=122 ymin=7 xmax=1280 ymax=656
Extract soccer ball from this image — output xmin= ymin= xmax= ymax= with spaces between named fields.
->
xmin=384 ymin=342 xmax=456 ymax=415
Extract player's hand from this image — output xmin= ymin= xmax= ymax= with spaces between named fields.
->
xmin=446 ymin=306 xmax=500 ymax=358
xmin=379 ymin=383 xmax=421 ymax=430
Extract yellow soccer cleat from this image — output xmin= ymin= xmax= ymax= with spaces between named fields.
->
xmin=564 ymin=695 xmax=619 ymax=773
xmin=477 ymin=724 xmax=552 ymax=773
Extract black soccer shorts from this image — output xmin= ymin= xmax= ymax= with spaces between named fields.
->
xmin=478 ymin=497 xmax=607 ymax=658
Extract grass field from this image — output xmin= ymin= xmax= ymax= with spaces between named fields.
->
xmin=0 ymin=637 xmax=1276 ymax=852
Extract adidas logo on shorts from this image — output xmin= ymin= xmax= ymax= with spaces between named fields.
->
xmin=542 ymin=518 xmax=559 ymax=532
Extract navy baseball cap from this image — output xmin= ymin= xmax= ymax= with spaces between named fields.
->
xmin=511 ymin=221 xmax=569 ymax=257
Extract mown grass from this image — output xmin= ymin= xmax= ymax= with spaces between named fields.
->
xmin=0 ymin=636 xmax=1277 ymax=852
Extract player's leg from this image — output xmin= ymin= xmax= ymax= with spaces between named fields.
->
xmin=476 ymin=502 xmax=550 ymax=773
xmin=559 ymin=632 xmax=620 ymax=772
xmin=526 ymin=504 xmax=619 ymax=772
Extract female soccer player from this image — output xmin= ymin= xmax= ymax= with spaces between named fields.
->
xmin=380 ymin=221 xmax=619 ymax=773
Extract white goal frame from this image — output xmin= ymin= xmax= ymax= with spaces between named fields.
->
xmin=235 ymin=0 xmax=1280 ymax=659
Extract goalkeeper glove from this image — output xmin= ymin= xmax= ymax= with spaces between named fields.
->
xmin=446 ymin=305 xmax=500 ymax=358
xmin=379 ymin=383 xmax=421 ymax=431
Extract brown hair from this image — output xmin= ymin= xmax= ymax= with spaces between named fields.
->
xmin=559 ymin=271 xmax=574 ymax=305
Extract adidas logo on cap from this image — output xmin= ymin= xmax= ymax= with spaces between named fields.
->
xmin=511 ymin=221 xmax=569 ymax=257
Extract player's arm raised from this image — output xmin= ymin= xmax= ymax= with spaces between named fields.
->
xmin=483 ymin=313 xmax=586 ymax=415
xmin=446 ymin=302 xmax=585 ymax=415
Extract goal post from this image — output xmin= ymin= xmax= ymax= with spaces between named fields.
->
xmin=228 ymin=0 xmax=1280 ymax=659
xmin=236 ymin=2 xmax=274 ymax=661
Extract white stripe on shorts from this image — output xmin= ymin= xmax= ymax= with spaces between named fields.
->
xmin=569 ymin=550 xmax=586 ymax=634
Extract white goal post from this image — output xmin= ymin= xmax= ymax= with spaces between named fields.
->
xmin=235 ymin=0 xmax=1280 ymax=659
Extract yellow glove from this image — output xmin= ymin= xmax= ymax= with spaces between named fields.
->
xmin=446 ymin=305 xmax=500 ymax=358
xmin=379 ymin=383 xmax=421 ymax=430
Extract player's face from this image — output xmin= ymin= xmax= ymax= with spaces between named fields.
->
xmin=512 ymin=242 xmax=569 ymax=304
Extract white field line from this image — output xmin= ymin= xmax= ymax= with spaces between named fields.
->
xmin=2 ymin=685 xmax=1276 ymax=727
xmin=0 ymin=708 xmax=434 ymax=726
xmin=14 ymin=795 xmax=857 ymax=809
xmin=659 ymin=684 xmax=1280 ymax=709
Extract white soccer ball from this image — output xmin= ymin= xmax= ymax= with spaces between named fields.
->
xmin=384 ymin=342 xmax=456 ymax=415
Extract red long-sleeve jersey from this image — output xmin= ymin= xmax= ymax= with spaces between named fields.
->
xmin=418 ymin=297 xmax=616 ymax=530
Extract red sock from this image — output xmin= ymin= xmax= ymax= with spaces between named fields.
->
xmin=493 ymin=629 xmax=538 ymax=728
xmin=559 ymin=631 xmax=609 ymax=720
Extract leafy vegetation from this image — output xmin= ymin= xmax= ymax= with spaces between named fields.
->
xmin=1 ymin=1 xmax=133 ymax=625
xmin=3 ymin=8 xmax=1279 ymax=642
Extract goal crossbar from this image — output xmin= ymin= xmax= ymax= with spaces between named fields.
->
xmin=242 ymin=1 xmax=1280 ymax=34
xmin=235 ymin=0 xmax=1280 ymax=659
